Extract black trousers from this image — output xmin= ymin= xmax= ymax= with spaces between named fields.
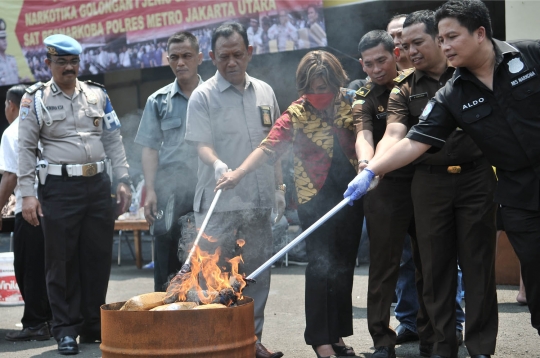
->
xmin=412 ymin=163 xmax=498 ymax=357
xmin=153 ymin=166 xmax=195 ymax=292
xmin=154 ymin=224 xmax=182 ymax=292
xmin=39 ymin=172 xmax=114 ymax=340
xmin=298 ymin=188 xmax=363 ymax=346
xmin=13 ymin=213 xmax=52 ymax=328
xmin=364 ymin=177 xmax=431 ymax=347
xmin=500 ymin=205 xmax=540 ymax=335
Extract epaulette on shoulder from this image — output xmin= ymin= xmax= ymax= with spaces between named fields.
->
xmin=84 ymin=80 xmax=105 ymax=88
xmin=355 ymin=82 xmax=373 ymax=97
xmin=25 ymin=82 xmax=44 ymax=94
xmin=393 ymin=68 xmax=415 ymax=83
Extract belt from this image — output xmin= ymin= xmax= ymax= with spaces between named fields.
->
xmin=415 ymin=157 xmax=487 ymax=174
xmin=48 ymin=161 xmax=105 ymax=177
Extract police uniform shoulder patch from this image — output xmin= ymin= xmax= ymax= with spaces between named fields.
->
xmin=507 ymin=57 xmax=525 ymax=74
xmin=393 ymin=68 xmax=415 ymax=83
xmin=84 ymin=80 xmax=105 ymax=88
xmin=352 ymin=99 xmax=366 ymax=108
xmin=356 ymin=82 xmax=373 ymax=98
xmin=25 ymin=82 xmax=44 ymax=94
xmin=420 ymin=100 xmax=436 ymax=120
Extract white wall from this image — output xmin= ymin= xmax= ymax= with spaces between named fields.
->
xmin=505 ymin=0 xmax=540 ymax=41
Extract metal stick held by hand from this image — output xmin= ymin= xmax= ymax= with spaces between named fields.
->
xmin=246 ymin=196 xmax=352 ymax=281
xmin=183 ymin=188 xmax=223 ymax=269
xmin=246 ymin=176 xmax=378 ymax=282
xmin=163 ymin=186 xmax=225 ymax=304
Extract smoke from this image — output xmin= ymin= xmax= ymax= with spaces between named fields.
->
xmin=118 ymin=109 xmax=144 ymax=181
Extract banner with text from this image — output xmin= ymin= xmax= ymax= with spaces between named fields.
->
xmin=1 ymin=0 xmax=327 ymax=85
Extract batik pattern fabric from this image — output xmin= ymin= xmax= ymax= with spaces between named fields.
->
xmin=259 ymin=88 xmax=358 ymax=204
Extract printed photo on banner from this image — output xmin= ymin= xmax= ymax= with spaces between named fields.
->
xmin=4 ymin=0 xmax=328 ymax=81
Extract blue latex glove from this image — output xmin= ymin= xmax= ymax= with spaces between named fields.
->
xmin=344 ymin=168 xmax=375 ymax=204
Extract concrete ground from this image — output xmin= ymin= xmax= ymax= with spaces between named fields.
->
xmin=0 ymin=233 xmax=537 ymax=357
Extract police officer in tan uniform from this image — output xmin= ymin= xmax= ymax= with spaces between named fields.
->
xmin=18 ymin=34 xmax=131 ymax=355
xmin=0 ymin=19 xmax=20 ymax=86
xmin=353 ymin=30 xmax=430 ymax=358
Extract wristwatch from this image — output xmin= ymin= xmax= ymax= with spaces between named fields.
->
xmin=117 ymin=175 xmax=133 ymax=187
xmin=276 ymin=184 xmax=286 ymax=193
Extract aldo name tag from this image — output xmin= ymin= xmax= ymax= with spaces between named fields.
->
xmin=259 ymin=105 xmax=272 ymax=127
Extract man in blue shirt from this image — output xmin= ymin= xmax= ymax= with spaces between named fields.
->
xmin=135 ymin=31 xmax=202 ymax=292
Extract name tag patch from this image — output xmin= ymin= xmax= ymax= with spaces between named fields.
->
xmin=510 ymin=69 xmax=537 ymax=87
xmin=376 ymin=112 xmax=387 ymax=120
xmin=46 ymin=105 xmax=64 ymax=110
xmin=409 ymin=92 xmax=428 ymax=101
xmin=462 ymin=97 xmax=485 ymax=111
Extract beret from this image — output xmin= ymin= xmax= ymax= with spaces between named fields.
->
xmin=44 ymin=34 xmax=82 ymax=56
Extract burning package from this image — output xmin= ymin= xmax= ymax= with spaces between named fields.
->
xmin=163 ymin=239 xmax=247 ymax=307
xmin=119 ymin=292 xmax=167 ymax=311
xmin=120 ymin=237 xmax=248 ymax=312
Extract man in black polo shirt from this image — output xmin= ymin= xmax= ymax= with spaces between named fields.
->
xmin=382 ymin=10 xmax=496 ymax=358
xmin=345 ymin=0 xmax=540 ymax=348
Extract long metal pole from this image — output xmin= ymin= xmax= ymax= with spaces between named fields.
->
xmin=183 ymin=189 xmax=223 ymax=266
xmin=246 ymin=196 xmax=351 ymax=280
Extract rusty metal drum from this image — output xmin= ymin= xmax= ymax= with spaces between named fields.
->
xmin=100 ymin=297 xmax=256 ymax=358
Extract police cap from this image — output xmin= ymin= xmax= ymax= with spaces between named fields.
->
xmin=44 ymin=34 xmax=82 ymax=56
xmin=0 ymin=19 xmax=6 ymax=38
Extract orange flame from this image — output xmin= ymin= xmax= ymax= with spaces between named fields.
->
xmin=236 ymin=239 xmax=246 ymax=247
xmin=165 ymin=243 xmax=246 ymax=306
xmin=201 ymin=231 xmax=218 ymax=243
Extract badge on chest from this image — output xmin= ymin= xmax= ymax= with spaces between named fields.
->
xmin=259 ymin=105 xmax=272 ymax=127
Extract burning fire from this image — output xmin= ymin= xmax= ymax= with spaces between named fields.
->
xmin=164 ymin=235 xmax=247 ymax=306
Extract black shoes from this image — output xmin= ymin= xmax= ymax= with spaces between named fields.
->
xmin=372 ymin=346 xmax=396 ymax=358
xmin=311 ymin=346 xmax=337 ymax=358
xmin=255 ymin=343 xmax=284 ymax=358
xmin=58 ymin=336 xmax=79 ymax=355
xmin=331 ymin=343 xmax=356 ymax=356
xmin=5 ymin=322 xmax=51 ymax=341
xmin=395 ymin=324 xmax=419 ymax=344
